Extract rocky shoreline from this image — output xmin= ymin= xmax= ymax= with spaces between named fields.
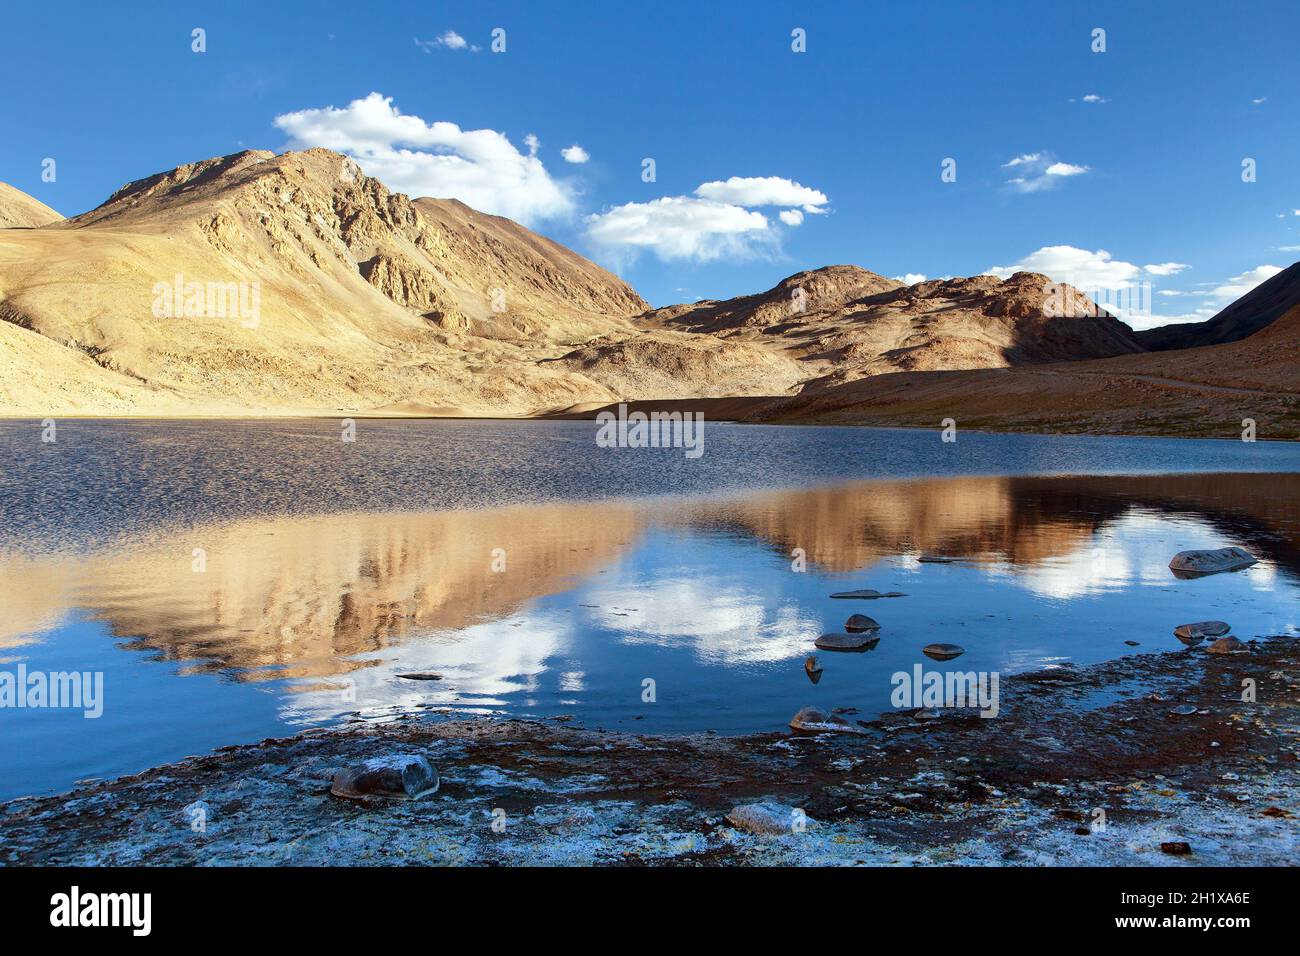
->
xmin=2 ymin=638 xmax=1297 ymax=866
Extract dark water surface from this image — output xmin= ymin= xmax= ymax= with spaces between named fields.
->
xmin=0 ymin=420 xmax=1297 ymax=800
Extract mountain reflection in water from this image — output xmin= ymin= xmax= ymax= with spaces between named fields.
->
xmin=1 ymin=471 xmax=1297 ymax=799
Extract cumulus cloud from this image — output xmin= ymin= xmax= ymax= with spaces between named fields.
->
xmin=694 ymin=176 xmax=829 ymax=213
xmin=1072 ymin=93 xmax=1108 ymax=104
xmin=273 ymin=92 xmax=572 ymax=225
xmin=560 ymin=144 xmax=589 ymax=164
xmin=892 ymin=273 xmax=927 ymax=285
xmin=1002 ymin=153 xmax=1091 ymax=192
xmin=586 ymin=197 xmax=773 ymax=264
xmin=586 ymin=174 xmax=829 ymax=264
xmin=985 ymin=246 xmax=1140 ymax=289
xmin=1143 ymin=262 xmax=1190 ymax=276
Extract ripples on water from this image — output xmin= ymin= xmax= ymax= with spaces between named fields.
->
xmin=0 ymin=420 xmax=1297 ymax=799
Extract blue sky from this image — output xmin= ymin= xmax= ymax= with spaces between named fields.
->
xmin=2 ymin=0 xmax=1297 ymax=326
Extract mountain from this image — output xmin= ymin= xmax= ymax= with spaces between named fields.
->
xmin=0 ymin=182 xmax=62 ymax=229
xmin=0 ymin=148 xmax=648 ymax=416
xmin=636 ymin=266 xmax=1145 ymax=391
xmin=1137 ymin=261 xmax=1300 ymax=350
xmin=675 ymin=300 xmax=1300 ymax=439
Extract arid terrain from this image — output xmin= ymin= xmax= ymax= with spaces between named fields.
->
xmin=7 ymin=147 xmax=1292 ymax=434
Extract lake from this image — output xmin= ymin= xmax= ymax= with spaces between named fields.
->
xmin=1 ymin=419 xmax=1297 ymax=801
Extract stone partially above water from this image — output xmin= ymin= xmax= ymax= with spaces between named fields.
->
xmin=829 ymin=589 xmax=907 ymax=599
xmin=917 ymin=555 xmax=955 ymax=564
xmin=1168 ymin=547 xmax=1257 ymax=579
xmin=844 ymin=614 xmax=880 ymax=633
xmin=1173 ymin=621 xmax=1230 ymax=646
xmin=789 ymin=706 xmax=870 ymax=735
xmin=804 ymin=655 xmax=823 ymax=684
xmin=330 ymin=754 xmax=440 ymax=801
xmin=1206 ymin=636 xmax=1249 ymax=655
xmin=922 ymin=643 xmax=965 ymax=661
xmin=815 ymin=632 xmax=879 ymax=651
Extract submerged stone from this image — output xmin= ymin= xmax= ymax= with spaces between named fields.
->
xmin=1168 ymin=547 xmax=1257 ymax=578
xmin=843 ymin=613 xmax=881 ymax=633
xmin=1169 ymin=704 xmax=1198 ymax=716
xmin=922 ymin=643 xmax=965 ymax=661
xmin=330 ymin=754 xmax=440 ymax=801
xmin=815 ymin=632 xmax=879 ymax=651
xmin=829 ymin=589 xmax=907 ymax=599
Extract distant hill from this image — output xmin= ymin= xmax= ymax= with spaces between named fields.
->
xmin=0 ymin=182 xmax=62 ymax=229
xmin=635 ymin=266 xmax=1144 ymax=392
xmin=1137 ymin=261 xmax=1300 ymax=350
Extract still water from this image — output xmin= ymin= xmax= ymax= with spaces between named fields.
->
xmin=1 ymin=420 xmax=1297 ymax=800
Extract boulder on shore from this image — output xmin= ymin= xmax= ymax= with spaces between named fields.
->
xmin=789 ymin=706 xmax=870 ymax=735
xmin=330 ymin=754 xmax=440 ymax=801
xmin=1205 ymin=636 xmax=1249 ymax=655
xmin=725 ymin=801 xmax=809 ymax=836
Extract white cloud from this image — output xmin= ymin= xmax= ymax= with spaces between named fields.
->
xmin=587 ymin=174 xmax=829 ymax=264
xmin=1002 ymin=153 xmax=1091 ymax=193
xmin=560 ymin=144 xmax=590 ymax=164
xmin=1143 ymin=262 xmax=1190 ymax=276
xmin=694 ymin=176 xmax=829 ymax=213
xmin=1205 ymin=265 xmax=1284 ymax=305
xmin=586 ymin=196 xmax=773 ymax=263
xmin=415 ymin=30 xmax=476 ymax=52
xmin=1044 ymin=162 xmax=1089 ymax=177
xmin=1279 ymin=244 xmax=1300 ymax=252
xmin=892 ymin=273 xmax=927 ymax=285
xmin=273 ymin=92 xmax=572 ymax=225
xmin=985 ymin=246 xmax=1139 ymax=289
xmin=1253 ymin=97 xmax=1268 ymax=105
xmin=1080 ymin=94 xmax=1108 ymax=104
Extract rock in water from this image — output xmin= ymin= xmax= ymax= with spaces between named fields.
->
xmin=918 ymin=554 xmax=955 ymax=564
xmin=1168 ymin=547 xmax=1257 ymax=578
xmin=923 ymin=643 xmax=965 ymax=661
xmin=1206 ymin=636 xmax=1249 ymax=655
xmin=1173 ymin=621 xmax=1230 ymax=646
xmin=1159 ymin=841 xmax=1192 ymax=856
xmin=829 ymin=589 xmax=907 ymax=599
xmin=844 ymin=613 xmax=881 ymax=633
xmin=790 ymin=706 xmax=870 ymax=735
xmin=804 ymin=655 xmax=823 ymax=684
xmin=726 ymin=801 xmax=806 ymax=836
xmin=815 ymin=632 xmax=879 ymax=651
xmin=397 ymin=672 xmax=443 ymax=681
xmin=330 ymin=754 xmax=440 ymax=801
xmin=1169 ymin=704 xmax=1198 ymax=716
